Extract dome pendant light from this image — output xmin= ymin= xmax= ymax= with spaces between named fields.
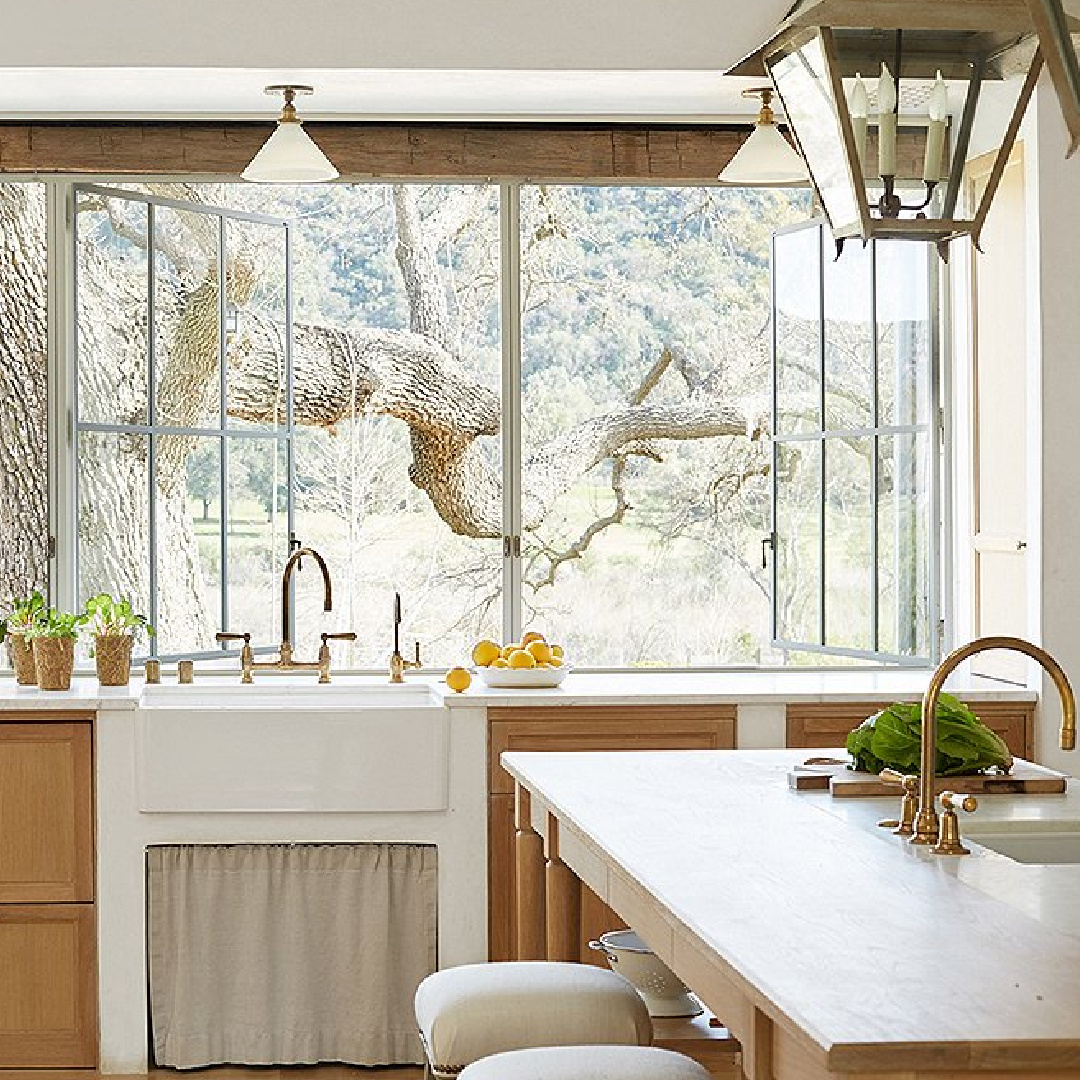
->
xmin=717 ymin=87 xmax=810 ymax=188
xmin=242 ymin=84 xmax=339 ymax=184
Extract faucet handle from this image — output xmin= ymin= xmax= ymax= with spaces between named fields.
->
xmin=321 ymin=632 xmax=358 ymax=643
xmin=317 ymin=632 xmax=356 ymax=684
xmin=216 ymin=631 xmax=251 ymax=645
xmin=878 ymin=770 xmax=919 ymax=836
xmin=217 ymin=631 xmax=254 ymax=683
xmin=933 ymin=791 xmax=978 ymax=856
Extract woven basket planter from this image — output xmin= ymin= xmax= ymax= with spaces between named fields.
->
xmin=95 ymin=634 xmax=134 ymax=686
xmin=7 ymin=633 xmax=37 ymax=686
xmin=34 ymin=637 xmax=76 ymax=691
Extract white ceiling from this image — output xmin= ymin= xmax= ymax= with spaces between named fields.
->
xmin=0 ymin=0 xmax=793 ymax=121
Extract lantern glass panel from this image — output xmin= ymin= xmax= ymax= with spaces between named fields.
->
xmin=769 ymin=31 xmax=863 ymax=237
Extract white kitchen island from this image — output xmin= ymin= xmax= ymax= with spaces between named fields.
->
xmin=503 ymin=748 xmax=1080 ymax=1080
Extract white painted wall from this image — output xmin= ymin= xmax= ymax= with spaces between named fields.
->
xmin=1030 ymin=82 xmax=1080 ymax=772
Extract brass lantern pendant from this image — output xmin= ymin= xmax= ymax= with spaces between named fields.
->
xmin=729 ymin=0 xmax=1080 ymax=256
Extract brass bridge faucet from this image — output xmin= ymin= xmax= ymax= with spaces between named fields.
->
xmin=216 ymin=546 xmax=356 ymax=683
xmin=913 ymin=635 xmax=1076 ymax=853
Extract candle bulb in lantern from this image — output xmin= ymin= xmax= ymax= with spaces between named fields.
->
xmin=923 ymin=70 xmax=948 ymax=182
xmin=849 ymin=73 xmax=869 ymax=173
xmin=877 ymin=62 xmax=897 ymax=178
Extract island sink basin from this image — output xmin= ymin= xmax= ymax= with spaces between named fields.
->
xmin=966 ymin=820 xmax=1080 ymax=864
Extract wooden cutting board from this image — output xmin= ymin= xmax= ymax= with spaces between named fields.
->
xmin=788 ymin=757 xmax=1069 ymax=797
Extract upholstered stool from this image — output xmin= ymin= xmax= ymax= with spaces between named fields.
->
xmin=415 ymin=962 xmax=652 ymax=1079
xmin=458 ymin=1045 xmax=713 ymax=1080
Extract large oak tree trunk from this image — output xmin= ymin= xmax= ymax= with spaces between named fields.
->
xmin=0 ymin=185 xmax=48 ymax=602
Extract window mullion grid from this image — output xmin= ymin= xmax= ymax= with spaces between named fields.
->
xmin=218 ymin=216 xmax=229 ymax=637
xmin=817 ymin=225 xmax=827 ymax=650
xmin=147 ymin=200 xmax=159 ymax=642
xmin=870 ymin=241 xmax=880 ymax=654
xmin=285 ymin=221 xmax=296 ymax=648
xmin=499 ymin=182 xmax=523 ymax=645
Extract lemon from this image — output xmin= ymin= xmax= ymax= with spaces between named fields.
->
xmin=471 ymin=639 xmax=502 ymax=667
xmin=521 ymin=630 xmax=546 ymax=646
xmin=550 ymin=655 xmax=564 ymax=667
xmin=526 ymin=639 xmax=553 ymax=664
xmin=507 ymin=649 xmax=537 ymax=669
xmin=551 ymin=644 xmax=565 ymax=659
xmin=445 ymin=666 xmax=472 ymax=693
xmin=492 ymin=657 xmax=509 ymax=668
xmin=501 ymin=643 xmax=520 ymax=659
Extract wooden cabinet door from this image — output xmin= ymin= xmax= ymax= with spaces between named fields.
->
xmin=488 ymin=706 xmax=737 ymax=962
xmin=785 ymin=700 xmax=1034 ymax=760
xmin=0 ymin=722 xmax=94 ymax=902
xmin=0 ymin=904 xmax=97 ymax=1066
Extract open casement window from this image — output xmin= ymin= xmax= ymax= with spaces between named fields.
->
xmin=73 ymin=184 xmax=294 ymax=660
xmin=769 ymin=221 xmax=940 ymax=664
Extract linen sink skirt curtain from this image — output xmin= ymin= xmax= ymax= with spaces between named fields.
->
xmin=147 ymin=842 xmax=437 ymax=1069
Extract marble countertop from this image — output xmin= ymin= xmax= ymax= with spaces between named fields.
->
xmin=0 ymin=669 xmax=1038 ymax=712
xmin=503 ymin=747 xmax=1080 ymax=1069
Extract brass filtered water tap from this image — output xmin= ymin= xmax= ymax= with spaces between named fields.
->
xmin=914 ymin=636 xmax=1076 ymax=853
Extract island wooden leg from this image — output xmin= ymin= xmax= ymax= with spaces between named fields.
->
xmin=544 ymin=813 xmax=581 ymax=962
xmin=514 ymin=783 xmax=546 ymax=960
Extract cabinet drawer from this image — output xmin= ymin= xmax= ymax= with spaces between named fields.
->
xmin=785 ymin=700 xmax=1035 ymax=760
xmin=0 ymin=722 xmax=94 ymax=902
xmin=489 ymin=706 xmax=737 ymax=794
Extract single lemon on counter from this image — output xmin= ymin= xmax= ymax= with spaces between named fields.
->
xmin=501 ymin=643 xmax=520 ymax=659
xmin=521 ymin=630 xmax=546 ymax=646
xmin=471 ymin=639 xmax=502 ymax=667
xmin=551 ymin=644 xmax=565 ymax=659
xmin=525 ymin=639 xmax=553 ymax=664
xmin=491 ymin=657 xmax=509 ymax=668
xmin=507 ymin=649 xmax=537 ymax=669
xmin=445 ymin=667 xmax=472 ymax=693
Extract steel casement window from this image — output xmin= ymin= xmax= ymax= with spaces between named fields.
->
xmin=72 ymin=183 xmax=293 ymax=661
xmin=770 ymin=220 xmax=940 ymax=664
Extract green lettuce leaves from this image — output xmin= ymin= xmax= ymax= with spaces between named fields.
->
xmin=846 ymin=694 xmax=1013 ymax=776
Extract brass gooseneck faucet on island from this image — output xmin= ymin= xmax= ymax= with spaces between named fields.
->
xmin=216 ymin=545 xmax=356 ymax=683
xmin=913 ymin=635 xmax=1076 ymax=855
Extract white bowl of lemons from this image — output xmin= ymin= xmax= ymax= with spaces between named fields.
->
xmin=472 ymin=633 xmax=569 ymax=689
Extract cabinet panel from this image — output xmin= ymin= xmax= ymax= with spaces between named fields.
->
xmin=0 ymin=723 xmax=94 ymax=903
xmin=0 ymin=904 xmax=97 ymax=1067
xmin=785 ymin=700 xmax=1034 ymax=760
xmin=488 ymin=706 xmax=736 ymax=962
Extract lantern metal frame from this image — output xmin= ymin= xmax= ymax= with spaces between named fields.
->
xmin=728 ymin=0 xmax=1079 ymax=253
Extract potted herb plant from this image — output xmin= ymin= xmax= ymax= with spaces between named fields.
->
xmin=29 ymin=608 xmax=85 ymax=691
xmin=0 ymin=591 xmax=46 ymax=686
xmin=83 ymin=593 xmax=153 ymax=686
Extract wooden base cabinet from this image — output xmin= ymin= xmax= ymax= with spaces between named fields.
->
xmin=0 ymin=716 xmax=96 ymax=1069
xmin=488 ymin=706 xmax=737 ymax=963
xmin=0 ymin=905 xmax=97 ymax=1067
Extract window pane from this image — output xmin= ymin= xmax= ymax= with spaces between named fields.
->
xmin=155 ymin=434 xmax=220 ymax=654
xmin=227 ymin=437 xmax=288 ymax=648
xmin=154 ymin=205 xmax=221 ymax=428
xmin=78 ymin=430 xmax=150 ymax=618
xmin=877 ymin=242 xmax=931 ymax=427
xmin=0 ymin=183 xmax=48 ymax=633
xmin=823 ymin=437 xmax=873 ymax=651
xmin=775 ymin=225 xmax=821 ymax=435
xmin=775 ymin=441 xmax=821 ymax=645
xmin=878 ymin=433 xmax=931 ymax=657
xmin=76 ymin=193 xmax=148 ymax=425
xmin=823 ymin=237 xmax=873 ymax=432
xmin=520 ymin=185 xmax=806 ymax=665
xmin=225 ymin=218 xmax=287 ymax=432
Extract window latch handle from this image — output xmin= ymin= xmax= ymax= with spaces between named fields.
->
xmin=762 ymin=533 xmax=775 ymax=570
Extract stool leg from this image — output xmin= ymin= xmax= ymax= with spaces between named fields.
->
xmin=515 ymin=783 xmax=546 ymax=960
xmin=544 ymin=813 xmax=581 ymax=961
